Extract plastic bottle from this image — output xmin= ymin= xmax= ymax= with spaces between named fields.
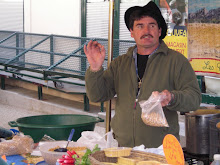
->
xmin=211 ymin=154 xmax=220 ymax=165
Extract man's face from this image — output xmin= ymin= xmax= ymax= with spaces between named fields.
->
xmin=130 ymin=16 xmax=162 ymax=51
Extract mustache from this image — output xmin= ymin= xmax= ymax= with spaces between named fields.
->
xmin=140 ymin=34 xmax=153 ymax=39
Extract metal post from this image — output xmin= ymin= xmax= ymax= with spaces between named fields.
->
xmin=106 ymin=0 xmax=114 ymax=133
xmin=50 ymin=35 xmax=54 ymax=66
xmin=84 ymin=94 xmax=90 ymax=112
xmin=38 ymin=85 xmax=43 ymax=100
xmin=1 ymin=76 xmax=5 ymax=90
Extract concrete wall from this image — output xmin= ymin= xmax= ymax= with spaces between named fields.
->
xmin=0 ymin=0 xmax=23 ymax=31
xmin=5 ymin=78 xmax=86 ymax=103
xmin=24 ymin=0 xmax=81 ymax=36
xmin=3 ymin=78 xmax=116 ymax=110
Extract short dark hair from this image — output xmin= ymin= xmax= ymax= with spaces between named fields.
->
xmin=128 ymin=10 xmax=161 ymax=31
xmin=124 ymin=1 xmax=168 ymax=39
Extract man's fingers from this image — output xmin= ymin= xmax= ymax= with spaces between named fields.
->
xmin=83 ymin=45 xmax=87 ymax=54
xmin=160 ymin=90 xmax=172 ymax=107
xmin=86 ymin=40 xmax=103 ymax=53
xmin=94 ymin=42 xmax=103 ymax=51
xmin=87 ymin=40 xmax=93 ymax=50
xmin=90 ymin=41 xmax=99 ymax=49
xmin=100 ymin=45 xmax=106 ymax=57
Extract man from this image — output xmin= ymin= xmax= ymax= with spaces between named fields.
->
xmin=84 ymin=1 xmax=201 ymax=148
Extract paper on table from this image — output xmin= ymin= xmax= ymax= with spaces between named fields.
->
xmin=132 ymin=144 xmax=165 ymax=156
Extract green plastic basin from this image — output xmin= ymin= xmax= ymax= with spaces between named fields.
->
xmin=8 ymin=114 xmax=104 ymax=143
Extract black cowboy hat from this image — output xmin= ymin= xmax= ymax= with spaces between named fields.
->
xmin=124 ymin=1 xmax=167 ymax=39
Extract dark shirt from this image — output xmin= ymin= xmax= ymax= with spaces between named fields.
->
xmin=137 ymin=53 xmax=149 ymax=79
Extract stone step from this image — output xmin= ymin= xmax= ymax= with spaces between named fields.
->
xmin=0 ymin=85 xmax=101 ymax=116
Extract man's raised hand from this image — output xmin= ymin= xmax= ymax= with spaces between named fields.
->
xmin=84 ymin=40 xmax=106 ymax=72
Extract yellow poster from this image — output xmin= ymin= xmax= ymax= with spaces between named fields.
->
xmin=190 ymin=58 xmax=220 ymax=77
xmin=159 ymin=0 xmax=188 ymax=58
xmin=164 ymin=34 xmax=187 ymax=58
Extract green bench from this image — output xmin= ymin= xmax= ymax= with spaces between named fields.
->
xmin=197 ymin=75 xmax=220 ymax=106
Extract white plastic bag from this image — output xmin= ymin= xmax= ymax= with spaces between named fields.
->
xmin=139 ymin=92 xmax=169 ymax=127
xmin=77 ymin=131 xmax=118 ymax=150
xmin=106 ymin=131 xmax=118 ymax=149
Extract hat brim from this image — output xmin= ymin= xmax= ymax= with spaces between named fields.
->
xmin=124 ymin=1 xmax=167 ymax=39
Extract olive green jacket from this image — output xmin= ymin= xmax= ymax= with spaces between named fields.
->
xmin=85 ymin=40 xmax=201 ymax=148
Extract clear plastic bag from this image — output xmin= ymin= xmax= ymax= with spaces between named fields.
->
xmin=139 ymin=92 xmax=169 ymax=127
xmin=77 ymin=131 xmax=118 ymax=150
xmin=0 ymin=134 xmax=34 ymax=156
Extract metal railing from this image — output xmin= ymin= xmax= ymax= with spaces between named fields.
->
xmin=0 ymin=30 xmax=136 ymax=81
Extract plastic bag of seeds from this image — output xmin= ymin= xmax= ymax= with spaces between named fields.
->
xmin=0 ymin=134 xmax=34 ymax=156
xmin=139 ymin=92 xmax=169 ymax=127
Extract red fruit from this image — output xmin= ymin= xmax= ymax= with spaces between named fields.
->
xmin=59 ymin=153 xmax=75 ymax=165
xmin=71 ymin=151 xmax=79 ymax=158
xmin=57 ymin=158 xmax=64 ymax=163
xmin=64 ymin=155 xmax=73 ymax=159
xmin=71 ymin=151 xmax=77 ymax=155
xmin=67 ymin=151 xmax=73 ymax=157
xmin=64 ymin=159 xmax=75 ymax=163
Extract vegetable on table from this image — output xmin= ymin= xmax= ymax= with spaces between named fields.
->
xmin=57 ymin=144 xmax=100 ymax=165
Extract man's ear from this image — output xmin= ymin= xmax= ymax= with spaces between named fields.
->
xmin=130 ymin=29 xmax=134 ymax=38
xmin=159 ymin=28 xmax=162 ymax=38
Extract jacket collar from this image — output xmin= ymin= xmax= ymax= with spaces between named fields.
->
xmin=156 ymin=40 xmax=169 ymax=56
xmin=131 ymin=40 xmax=168 ymax=58
xmin=126 ymin=40 xmax=169 ymax=60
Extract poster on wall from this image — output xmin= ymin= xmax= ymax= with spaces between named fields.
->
xmin=159 ymin=0 xmax=188 ymax=58
xmin=187 ymin=0 xmax=220 ymax=78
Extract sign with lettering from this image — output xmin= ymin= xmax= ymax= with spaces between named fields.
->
xmin=187 ymin=0 xmax=220 ymax=77
xmin=159 ymin=0 xmax=188 ymax=58
xmin=164 ymin=34 xmax=188 ymax=58
xmin=163 ymin=134 xmax=185 ymax=165
xmin=190 ymin=58 xmax=220 ymax=77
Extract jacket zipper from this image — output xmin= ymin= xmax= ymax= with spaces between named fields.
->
xmin=133 ymin=101 xmax=136 ymax=146
xmin=133 ymin=98 xmax=138 ymax=146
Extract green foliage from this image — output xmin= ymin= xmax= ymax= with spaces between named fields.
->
xmin=74 ymin=144 xmax=100 ymax=165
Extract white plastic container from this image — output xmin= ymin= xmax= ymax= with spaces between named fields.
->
xmin=211 ymin=154 xmax=220 ymax=165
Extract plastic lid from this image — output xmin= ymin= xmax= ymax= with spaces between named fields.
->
xmin=214 ymin=154 xmax=220 ymax=160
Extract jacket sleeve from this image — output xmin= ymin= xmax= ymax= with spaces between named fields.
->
xmin=85 ymin=63 xmax=117 ymax=103
xmin=167 ymin=55 xmax=202 ymax=112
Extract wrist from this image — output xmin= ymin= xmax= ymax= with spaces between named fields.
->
xmin=89 ymin=66 xmax=102 ymax=73
xmin=167 ymin=92 xmax=175 ymax=106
